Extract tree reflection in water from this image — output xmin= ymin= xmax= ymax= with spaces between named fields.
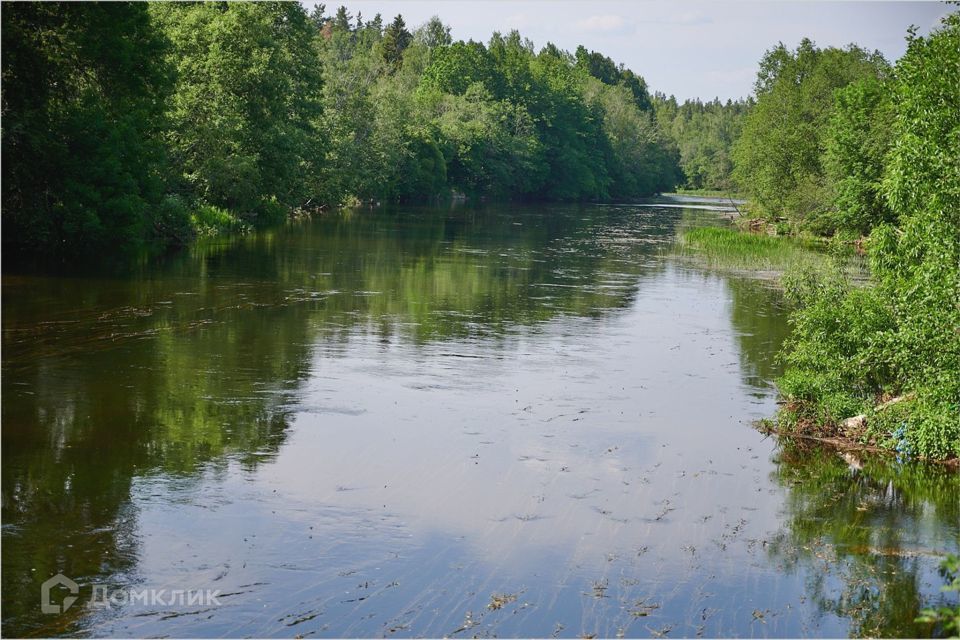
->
xmin=766 ymin=442 xmax=959 ymax=638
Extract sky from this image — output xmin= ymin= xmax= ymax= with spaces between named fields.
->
xmin=304 ymin=1 xmax=952 ymax=101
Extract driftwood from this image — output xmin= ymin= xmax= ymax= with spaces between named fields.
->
xmin=758 ymin=422 xmax=960 ymax=469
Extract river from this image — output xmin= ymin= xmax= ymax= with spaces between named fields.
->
xmin=3 ymin=199 xmax=958 ymax=637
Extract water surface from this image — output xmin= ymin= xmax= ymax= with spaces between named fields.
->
xmin=3 ymin=201 xmax=957 ymax=638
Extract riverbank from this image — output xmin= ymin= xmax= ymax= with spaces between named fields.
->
xmin=679 ymin=212 xmax=959 ymax=466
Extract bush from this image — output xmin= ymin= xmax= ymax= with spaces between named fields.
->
xmin=190 ymin=203 xmax=251 ymax=237
xmin=150 ymin=194 xmax=194 ymax=247
xmin=255 ymin=196 xmax=288 ymax=227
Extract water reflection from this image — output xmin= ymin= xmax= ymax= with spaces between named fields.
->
xmin=2 ymin=205 xmax=672 ymax=636
xmin=2 ymin=203 xmax=956 ymax=638
xmin=767 ymin=443 xmax=959 ymax=638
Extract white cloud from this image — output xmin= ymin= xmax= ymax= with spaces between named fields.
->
xmin=577 ymin=14 xmax=628 ymax=33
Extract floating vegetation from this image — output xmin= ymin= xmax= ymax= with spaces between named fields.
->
xmin=630 ymin=598 xmax=661 ymax=618
xmin=487 ymin=593 xmax=518 ymax=611
xmin=590 ymin=579 xmax=609 ymax=599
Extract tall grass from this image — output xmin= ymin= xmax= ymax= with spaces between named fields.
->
xmin=670 ymin=188 xmax=746 ymax=199
xmin=677 ymin=226 xmax=825 ymax=273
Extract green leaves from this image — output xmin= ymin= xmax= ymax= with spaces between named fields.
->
xmin=153 ymin=2 xmax=323 ymax=217
xmin=4 ymin=5 xmax=682 ymax=255
xmin=2 ymin=3 xmax=171 ymax=258
xmin=821 ymin=76 xmax=895 ymax=235
xmin=775 ymin=11 xmax=960 ymax=461
xmin=733 ymin=40 xmax=890 ymax=225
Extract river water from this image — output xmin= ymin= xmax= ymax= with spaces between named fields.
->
xmin=3 ymin=200 xmax=957 ymax=638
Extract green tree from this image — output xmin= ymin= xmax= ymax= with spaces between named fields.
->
xmin=575 ymin=45 xmax=652 ymax=111
xmin=2 ymin=2 xmax=173 ymax=257
xmin=332 ymin=5 xmax=351 ymax=31
xmin=821 ymin=76 xmax=895 ymax=235
xmin=733 ymin=39 xmax=890 ymax=225
xmin=420 ymin=40 xmax=500 ymax=96
xmin=654 ymin=95 xmax=750 ymax=191
xmin=869 ymin=11 xmax=960 ymax=460
xmin=381 ymin=14 xmax=412 ymax=69
xmin=433 ymin=83 xmax=542 ymax=197
xmin=777 ymin=12 xmax=960 ymax=461
xmin=585 ymin=79 xmax=678 ymax=197
xmin=414 ymin=16 xmax=452 ymax=49
xmin=152 ymin=2 xmax=323 ymax=220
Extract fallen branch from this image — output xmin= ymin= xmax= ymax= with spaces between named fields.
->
xmin=757 ymin=422 xmax=959 ymax=469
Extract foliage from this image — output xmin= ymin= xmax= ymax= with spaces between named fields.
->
xmin=420 ymin=40 xmax=498 ymax=96
xmin=916 ymin=554 xmax=960 ymax=638
xmin=820 ymin=76 xmax=895 ymax=235
xmin=575 ymin=45 xmax=652 ymax=111
xmin=778 ymin=263 xmax=896 ymax=427
xmin=732 ymin=39 xmax=890 ymax=227
xmin=432 ymin=84 xmax=542 ymax=197
xmin=381 ymin=14 xmax=412 ymax=69
xmin=1 ymin=2 xmax=172 ymax=258
xmin=654 ymin=95 xmax=750 ymax=192
xmin=150 ymin=2 xmax=323 ymax=218
xmin=587 ymin=81 xmax=678 ymax=197
xmin=190 ymin=204 xmax=251 ymax=238
xmin=3 ymin=4 xmax=684 ymax=257
xmin=773 ymin=12 xmax=960 ymax=461
xmin=768 ymin=443 xmax=960 ymax=637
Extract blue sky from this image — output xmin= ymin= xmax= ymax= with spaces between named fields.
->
xmin=306 ymin=1 xmax=951 ymax=101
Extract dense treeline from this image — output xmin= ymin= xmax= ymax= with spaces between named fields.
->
xmin=3 ymin=2 xmax=956 ymax=460
xmin=733 ymin=38 xmax=893 ymax=234
xmin=2 ymin=3 xmax=172 ymax=256
xmin=1 ymin=2 xmax=680 ymax=259
xmin=735 ymin=14 xmax=959 ymax=460
xmin=654 ymin=95 xmax=751 ymax=192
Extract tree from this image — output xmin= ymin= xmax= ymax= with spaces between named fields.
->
xmin=733 ymin=39 xmax=890 ymax=224
xmin=821 ymin=76 xmax=894 ymax=235
xmin=381 ymin=15 xmax=412 ymax=69
xmin=332 ymin=5 xmax=351 ymax=32
xmin=152 ymin=2 xmax=323 ymax=219
xmin=868 ymin=11 xmax=960 ymax=459
xmin=776 ymin=11 xmax=960 ymax=461
xmin=420 ymin=40 xmax=499 ymax=96
xmin=414 ymin=16 xmax=451 ymax=49
xmin=309 ymin=3 xmax=327 ymax=30
xmin=586 ymin=79 xmax=679 ymax=196
xmin=575 ymin=46 xmax=652 ymax=111
xmin=654 ymin=96 xmax=750 ymax=191
xmin=433 ymin=83 xmax=542 ymax=197
xmin=1 ymin=2 xmax=174 ymax=257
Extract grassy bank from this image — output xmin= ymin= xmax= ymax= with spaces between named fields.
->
xmin=680 ymin=222 xmax=958 ymax=465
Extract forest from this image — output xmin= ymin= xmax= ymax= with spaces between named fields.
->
xmin=2 ymin=2 xmax=697 ymax=259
